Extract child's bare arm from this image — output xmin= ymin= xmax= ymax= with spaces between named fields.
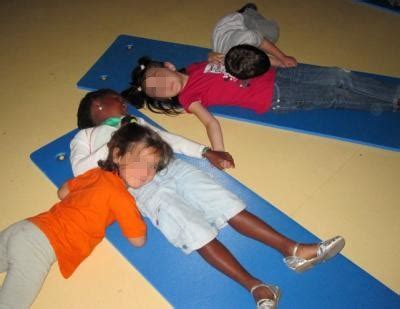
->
xmin=188 ymin=102 xmax=235 ymax=169
xmin=127 ymin=236 xmax=146 ymax=247
xmin=268 ymin=55 xmax=285 ymax=67
xmin=188 ymin=101 xmax=225 ymax=151
xmin=57 ymin=182 xmax=70 ymax=200
xmin=208 ymin=52 xmax=225 ymax=64
xmin=259 ymin=39 xmax=297 ymax=68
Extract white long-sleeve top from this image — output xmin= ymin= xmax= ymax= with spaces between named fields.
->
xmin=70 ymin=116 xmax=206 ymax=176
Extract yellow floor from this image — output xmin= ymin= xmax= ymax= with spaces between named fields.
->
xmin=0 ymin=0 xmax=399 ymax=307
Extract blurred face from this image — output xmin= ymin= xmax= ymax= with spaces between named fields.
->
xmin=144 ymin=67 xmax=184 ymax=98
xmin=92 ymin=94 xmax=128 ymax=125
xmin=114 ymin=144 xmax=161 ymax=189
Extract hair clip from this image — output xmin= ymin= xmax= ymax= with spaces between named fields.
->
xmin=140 ymin=64 xmax=145 ymax=70
xmin=121 ymin=115 xmax=138 ymax=126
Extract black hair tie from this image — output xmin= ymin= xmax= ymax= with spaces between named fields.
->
xmin=121 ymin=115 xmax=138 ymax=126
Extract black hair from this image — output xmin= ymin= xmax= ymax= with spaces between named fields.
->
xmin=121 ymin=57 xmax=183 ymax=115
xmin=98 ymin=122 xmax=173 ymax=173
xmin=77 ymin=89 xmax=121 ymax=129
xmin=224 ymin=44 xmax=271 ymax=80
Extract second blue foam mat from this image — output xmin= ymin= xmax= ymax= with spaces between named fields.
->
xmin=353 ymin=0 xmax=400 ymax=15
xmin=77 ymin=35 xmax=400 ymax=151
xmin=31 ymin=108 xmax=399 ymax=308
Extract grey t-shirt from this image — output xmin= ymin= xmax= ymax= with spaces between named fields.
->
xmin=212 ymin=10 xmax=279 ymax=54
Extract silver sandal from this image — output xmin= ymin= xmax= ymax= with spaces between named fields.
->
xmin=250 ymin=283 xmax=281 ymax=309
xmin=284 ymin=235 xmax=345 ymax=273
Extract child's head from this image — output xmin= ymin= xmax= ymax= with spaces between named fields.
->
xmin=98 ymin=122 xmax=173 ymax=188
xmin=77 ymin=89 xmax=128 ymax=129
xmin=224 ymin=44 xmax=270 ymax=80
xmin=121 ymin=57 xmax=183 ymax=115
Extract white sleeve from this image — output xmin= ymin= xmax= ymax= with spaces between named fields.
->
xmin=137 ymin=117 xmax=206 ymax=159
xmin=69 ymin=126 xmax=116 ymax=176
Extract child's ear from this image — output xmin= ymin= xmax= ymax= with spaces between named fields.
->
xmin=111 ymin=147 xmax=121 ymax=165
xmin=164 ymin=62 xmax=176 ymax=71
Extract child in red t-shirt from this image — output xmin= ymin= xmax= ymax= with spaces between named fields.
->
xmin=0 ymin=123 xmax=173 ymax=308
xmin=122 ymin=46 xmax=399 ymax=157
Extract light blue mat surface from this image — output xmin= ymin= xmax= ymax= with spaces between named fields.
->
xmin=30 ymin=108 xmax=400 ymax=308
xmin=77 ymin=35 xmax=400 ymax=151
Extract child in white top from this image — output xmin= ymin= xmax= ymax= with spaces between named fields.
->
xmin=70 ymin=89 xmax=346 ymax=309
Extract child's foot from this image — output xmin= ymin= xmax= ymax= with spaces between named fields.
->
xmin=294 ymin=243 xmax=319 ymax=260
xmin=284 ymin=236 xmax=345 ymax=273
xmin=250 ymin=283 xmax=281 ymax=309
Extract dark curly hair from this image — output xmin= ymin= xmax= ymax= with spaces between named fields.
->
xmin=224 ymin=44 xmax=270 ymax=80
xmin=121 ymin=57 xmax=183 ymax=115
xmin=77 ymin=89 xmax=121 ymax=129
xmin=98 ymin=122 xmax=173 ymax=173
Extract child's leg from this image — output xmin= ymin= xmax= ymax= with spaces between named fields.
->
xmin=132 ymin=161 xmax=277 ymax=301
xmin=228 ymin=210 xmax=318 ymax=259
xmin=272 ymin=64 xmax=399 ymax=112
xmin=197 ymin=238 xmax=276 ymax=301
xmin=241 ymin=7 xmax=280 ymax=43
xmin=0 ymin=221 xmax=55 ymax=308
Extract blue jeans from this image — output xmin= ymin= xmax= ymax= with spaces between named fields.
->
xmin=271 ymin=64 xmax=400 ymax=113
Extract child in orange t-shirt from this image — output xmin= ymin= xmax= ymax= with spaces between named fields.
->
xmin=0 ymin=122 xmax=173 ymax=308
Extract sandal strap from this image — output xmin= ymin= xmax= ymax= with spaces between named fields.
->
xmin=292 ymin=243 xmax=300 ymax=257
xmin=257 ymin=298 xmax=275 ymax=308
xmin=250 ymin=283 xmax=277 ymax=299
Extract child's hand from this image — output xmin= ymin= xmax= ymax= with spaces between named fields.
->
xmin=208 ymin=52 xmax=225 ymax=64
xmin=164 ymin=61 xmax=177 ymax=71
xmin=57 ymin=181 xmax=70 ymax=200
xmin=280 ymin=55 xmax=298 ymax=68
xmin=203 ymin=149 xmax=235 ymax=169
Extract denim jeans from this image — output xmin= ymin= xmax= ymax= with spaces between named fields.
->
xmin=271 ymin=64 xmax=400 ymax=113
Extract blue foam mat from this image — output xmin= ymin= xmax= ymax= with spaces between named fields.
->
xmin=77 ymin=35 xmax=400 ymax=152
xmin=354 ymin=0 xmax=400 ymax=15
xmin=31 ymin=108 xmax=399 ymax=308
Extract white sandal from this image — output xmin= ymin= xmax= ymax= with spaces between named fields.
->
xmin=250 ymin=283 xmax=281 ymax=309
xmin=284 ymin=236 xmax=345 ymax=273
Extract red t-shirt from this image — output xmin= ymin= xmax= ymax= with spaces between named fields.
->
xmin=29 ymin=168 xmax=146 ymax=278
xmin=179 ymin=62 xmax=276 ymax=114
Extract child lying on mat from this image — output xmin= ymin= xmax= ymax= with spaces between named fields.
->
xmin=209 ymin=3 xmax=297 ymax=68
xmin=0 ymin=123 xmax=173 ymax=308
xmin=70 ymin=89 xmax=346 ymax=309
xmin=121 ymin=45 xmax=400 ymax=154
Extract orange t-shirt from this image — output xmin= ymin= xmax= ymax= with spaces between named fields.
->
xmin=29 ymin=168 xmax=146 ymax=278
